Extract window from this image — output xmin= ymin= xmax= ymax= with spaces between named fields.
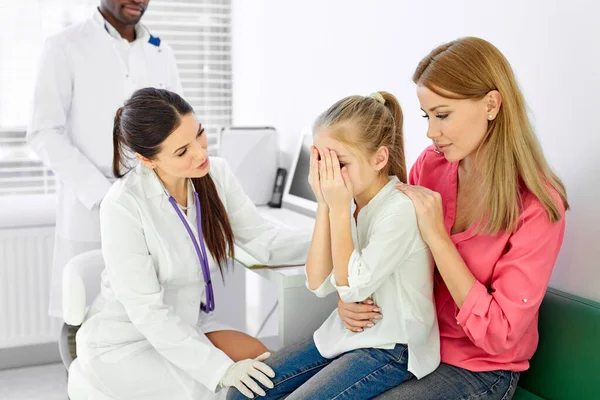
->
xmin=145 ymin=0 xmax=232 ymax=152
xmin=0 ymin=129 xmax=56 ymax=196
xmin=0 ymin=0 xmax=232 ymax=197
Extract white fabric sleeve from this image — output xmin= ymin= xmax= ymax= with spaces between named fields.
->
xmin=305 ymin=272 xmax=336 ymax=298
xmin=333 ymin=207 xmax=424 ymax=303
xmin=99 ymin=196 xmax=233 ymax=392
xmin=26 ymin=36 xmax=111 ymax=210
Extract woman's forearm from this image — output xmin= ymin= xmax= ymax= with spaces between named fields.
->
xmin=428 ymin=235 xmax=477 ymax=308
xmin=306 ymin=205 xmax=334 ymax=290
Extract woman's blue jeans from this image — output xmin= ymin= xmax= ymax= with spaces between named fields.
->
xmin=374 ymin=362 xmax=520 ymax=400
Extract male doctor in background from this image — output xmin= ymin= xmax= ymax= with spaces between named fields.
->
xmin=27 ymin=0 xmax=182 ymax=318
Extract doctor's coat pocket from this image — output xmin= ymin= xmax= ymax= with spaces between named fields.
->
xmin=161 ymin=237 xmax=203 ymax=284
xmin=57 ymin=185 xmax=101 ymax=241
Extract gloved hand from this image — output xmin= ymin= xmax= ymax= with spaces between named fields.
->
xmin=220 ymin=352 xmax=275 ymax=398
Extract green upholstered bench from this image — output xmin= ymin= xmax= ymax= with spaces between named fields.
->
xmin=513 ymin=288 xmax=600 ymax=399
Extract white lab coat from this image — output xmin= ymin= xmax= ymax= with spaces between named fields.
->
xmin=72 ymin=157 xmax=311 ymax=400
xmin=27 ymin=9 xmax=182 ymax=318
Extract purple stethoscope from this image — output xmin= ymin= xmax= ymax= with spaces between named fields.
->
xmin=160 ymin=177 xmax=215 ymax=313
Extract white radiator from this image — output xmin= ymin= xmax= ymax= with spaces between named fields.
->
xmin=0 ymin=226 xmax=61 ymax=349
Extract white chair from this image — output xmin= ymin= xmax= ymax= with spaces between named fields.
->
xmin=59 ymin=249 xmax=115 ymax=399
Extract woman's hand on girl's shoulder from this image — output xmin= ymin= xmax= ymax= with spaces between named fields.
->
xmin=396 ymin=182 xmax=447 ymax=245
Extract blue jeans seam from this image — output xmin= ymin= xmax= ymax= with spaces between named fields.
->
xmin=330 ymin=346 xmax=409 ymax=400
xmin=464 ymin=372 xmax=507 ymax=400
xmin=499 ymin=372 xmax=520 ymax=400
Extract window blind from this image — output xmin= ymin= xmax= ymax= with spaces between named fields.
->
xmin=0 ymin=0 xmax=232 ymax=197
xmin=145 ymin=0 xmax=232 ymax=152
xmin=0 ymin=128 xmax=56 ymax=196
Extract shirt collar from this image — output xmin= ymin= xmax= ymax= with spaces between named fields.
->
xmin=93 ymin=7 xmax=150 ymax=43
xmin=138 ymin=163 xmax=164 ymax=198
xmin=137 ymin=163 xmax=198 ymax=221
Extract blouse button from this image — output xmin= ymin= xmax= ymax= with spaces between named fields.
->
xmin=522 ymin=298 xmax=528 ymax=303
xmin=456 ymin=320 xmax=460 ymax=325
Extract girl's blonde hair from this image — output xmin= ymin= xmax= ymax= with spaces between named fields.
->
xmin=414 ymin=36 xmax=569 ymax=234
xmin=313 ymin=92 xmax=406 ymax=183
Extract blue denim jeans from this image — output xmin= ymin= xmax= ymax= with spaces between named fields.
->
xmin=226 ymin=337 xmax=412 ymax=400
xmin=374 ymin=362 xmax=520 ymax=400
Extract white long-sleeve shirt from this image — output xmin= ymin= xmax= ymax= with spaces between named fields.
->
xmin=27 ymin=8 xmax=183 ymax=318
xmin=76 ymin=157 xmax=310 ymax=397
xmin=309 ymin=177 xmax=440 ymax=379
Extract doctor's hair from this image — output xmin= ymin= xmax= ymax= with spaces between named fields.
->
xmin=112 ymin=88 xmax=235 ymax=270
xmin=313 ymin=91 xmax=406 ymax=183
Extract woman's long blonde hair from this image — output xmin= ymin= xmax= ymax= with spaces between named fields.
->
xmin=313 ymin=92 xmax=407 ymax=183
xmin=414 ymin=37 xmax=568 ymax=234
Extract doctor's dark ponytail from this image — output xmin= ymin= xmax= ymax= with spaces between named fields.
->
xmin=111 ymin=88 xmax=235 ymax=271
xmin=112 ymin=107 xmax=125 ymax=178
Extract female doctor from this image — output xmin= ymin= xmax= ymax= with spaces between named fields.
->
xmin=72 ymin=88 xmax=310 ymax=400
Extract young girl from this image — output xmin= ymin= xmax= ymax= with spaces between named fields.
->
xmin=227 ymin=92 xmax=440 ymax=400
xmin=71 ymin=88 xmax=311 ymax=400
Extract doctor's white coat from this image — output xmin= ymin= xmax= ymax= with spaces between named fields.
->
xmin=73 ymin=158 xmax=311 ymax=400
xmin=27 ymin=10 xmax=182 ymax=318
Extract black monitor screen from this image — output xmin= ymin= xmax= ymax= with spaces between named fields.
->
xmin=288 ymin=135 xmax=317 ymax=203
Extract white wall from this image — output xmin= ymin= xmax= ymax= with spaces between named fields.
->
xmin=232 ymin=0 xmax=600 ymax=313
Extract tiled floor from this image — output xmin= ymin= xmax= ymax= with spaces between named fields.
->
xmin=0 ymin=363 xmax=68 ymax=400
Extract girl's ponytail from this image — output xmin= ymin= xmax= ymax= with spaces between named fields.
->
xmin=379 ymin=91 xmax=407 ymax=183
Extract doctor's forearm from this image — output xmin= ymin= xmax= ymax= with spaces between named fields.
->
xmin=329 ymin=208 xmax=353 ymax=287
xmin=306 ymin=206 xmax=334 ymax=290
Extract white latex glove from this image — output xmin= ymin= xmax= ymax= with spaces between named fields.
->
xmin=220 ymin=352 xmax=275 ymax=398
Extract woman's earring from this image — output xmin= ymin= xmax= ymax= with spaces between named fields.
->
xmin=488 ymin=114 xmax=494 ymax=120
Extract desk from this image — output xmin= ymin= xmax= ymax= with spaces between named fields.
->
xmin=235 ymin=248 xmax=337 ymax=350
xmin=236 ymin=206 xmax=338 ymax=350
xmin=248 ymin=264 xmax=337 ymax=349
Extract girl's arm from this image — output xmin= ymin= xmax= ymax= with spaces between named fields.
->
xmin=329 ymin=207 xmax=353 ymax=287
xmin=305 ymin=205 xmax=334 ymax=290
xmin=305 ymin=146 xmax=336 ymax=295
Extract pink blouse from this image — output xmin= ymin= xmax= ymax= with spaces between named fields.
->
xmin=410 ymin=146 xmax=566 ymax=372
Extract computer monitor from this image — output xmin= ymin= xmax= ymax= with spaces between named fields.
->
xmin=282 ymin=131 xmax=318 ymax=215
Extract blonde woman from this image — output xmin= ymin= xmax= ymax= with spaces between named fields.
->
xmin=338 ymin=37 xmax=569 ymax=400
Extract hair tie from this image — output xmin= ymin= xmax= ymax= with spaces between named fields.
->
xmin=369 ymin=92 xmax=385 ymax=105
